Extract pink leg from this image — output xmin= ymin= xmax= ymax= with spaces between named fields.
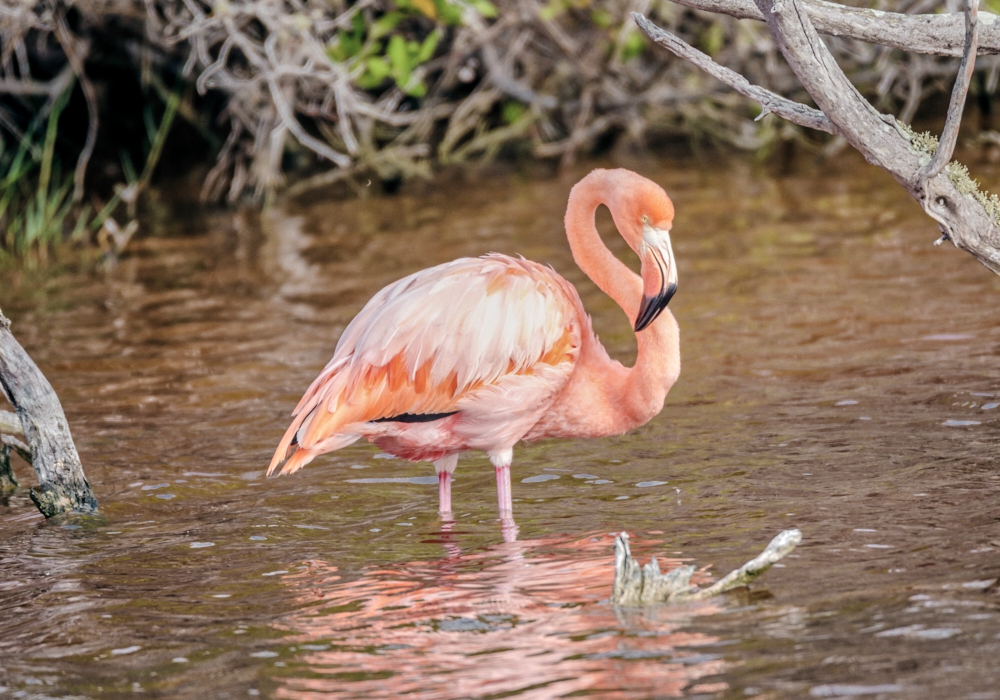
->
xmin=438 ymin=471 xmax=452 ymax=515
xmin=490 ymin=449 xmax=518 ymax=542
xmin=433 ymin=454 xmax=458 ymax=519
xmin=495 ymin=464 xmax=512 ymax=515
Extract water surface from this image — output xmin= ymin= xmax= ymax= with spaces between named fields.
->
xmin=1 ymin=154 xmax=999 ymax=698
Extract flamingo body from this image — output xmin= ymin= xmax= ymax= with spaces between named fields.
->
xmin=270 ymin=168 xmax=681 ymax=540
xmin=271 ymin=255 xmax=585 ymax=474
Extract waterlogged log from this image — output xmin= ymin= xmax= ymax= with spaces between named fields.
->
xmin=0 ymin=311 xmax=97 ymax=516
xmin=611 ymin=529 xmax=802 ymax=606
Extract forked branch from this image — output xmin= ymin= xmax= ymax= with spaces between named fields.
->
xmin=633 ymin=15 xmax=834 ymax=135
xmin=635 ymin=0 xmax=1000 ymax=275
xmin=920 ymin=0 xmax=979 ymax=180
xmin=612 ymin=529 xmax=802 ymax=605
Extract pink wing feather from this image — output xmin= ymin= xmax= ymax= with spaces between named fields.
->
xmin=269 ymin=254 xmax=582 ymax=475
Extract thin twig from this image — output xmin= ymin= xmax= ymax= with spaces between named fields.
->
xmin=633 ymin=13 xmax=836 ymax=134
xmin=0 ymin=411 xmax=21 ymax=436
xmin=919 ymin=0 xmax=980 ymax=180
xmin=1 ymin=434 xmax=32 ymax=463
xmin=0 ymin=65 xmax=73 ymax=96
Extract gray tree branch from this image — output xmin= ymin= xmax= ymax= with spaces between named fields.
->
xmin=669 ymin=0 xmax=1000 ymax=57
xmin=920 ymin=0 xmax=979 ymax=180
xmin=633 ymin=14 xmax=834 ymax=134
xmin=636 ymin=1 xmax=1000 ymax=276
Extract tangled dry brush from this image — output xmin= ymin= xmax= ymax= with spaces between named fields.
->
xmin=1 ymin=0 xmax=992 ymax=203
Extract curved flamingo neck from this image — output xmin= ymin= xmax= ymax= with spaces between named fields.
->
xmin=564 ymin=171 xmax=642 ymax=322
xmin=562 ymin=170 xmax=681 ymax=428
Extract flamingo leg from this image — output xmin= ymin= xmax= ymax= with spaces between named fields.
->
xmin=433 ymin=454 xmax=458 ymax=518
xmin=489 ymin=449 xmax=517 ymax=542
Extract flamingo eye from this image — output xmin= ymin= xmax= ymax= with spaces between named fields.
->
xmin=640 ymin=215 xmax=649 ymax=224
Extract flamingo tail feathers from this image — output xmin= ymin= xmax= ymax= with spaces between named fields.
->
xmin=268 ymin=408 xmax=361 ymax=476
xmin=273 ymin=433 xmax=361 ymax=476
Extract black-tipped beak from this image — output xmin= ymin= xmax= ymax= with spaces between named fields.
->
xmin=634 ymin=282 xmax=677 ymax=332
xmin=634 ymin=229 xmax=678 ymax=332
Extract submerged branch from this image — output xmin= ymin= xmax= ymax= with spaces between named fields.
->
xmin=0 ymin=312 xmax=97 ymax=516
xmin=612 ymin=529 xmax=802 ymax=606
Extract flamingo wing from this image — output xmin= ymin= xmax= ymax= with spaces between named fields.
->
xmin=269 ymin=255 xmax=582 ymax=475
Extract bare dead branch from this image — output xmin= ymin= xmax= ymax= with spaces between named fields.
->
xmin=633 ymin=13 xmax=835 ymax=134
xmin=640 ymin=2 xmax=1000 ymax=277
xmin=920 ymin=0 xmax=979 ymax=180
xmin=611 ymin=529 xmax=801 ymax=606
xmin=669 ymin=0 xmax=1000 ymax=57
xmin=0 ymin=65 xmax=74 ymax=97
xmin=0 ymin=311 xmax=97 ymax=516
xmin=265 ymin=73 xmax=351 ymax=169
xmin=746 ymin=0 xmax=901 ymax=175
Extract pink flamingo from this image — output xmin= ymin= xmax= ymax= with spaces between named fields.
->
xmin=269 ymin=169 xmax=680 ymax=541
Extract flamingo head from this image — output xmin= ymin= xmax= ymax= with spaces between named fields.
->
xmin=607 ymin=173 xmax=678 ymax=332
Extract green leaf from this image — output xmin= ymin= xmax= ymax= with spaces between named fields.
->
xmin=403 ymin=77 xmax=427 ymax=98
xmin=328 ymin=30 xmax=363 ymax=62
xmin=366 ymin=56 xmax=392 ymax=80
xmin=622 ymin=30 xmax=647 ymax=61
xmin=590 ymin=8 xmax=613 ymax=28
xmin=501 ymin=100 xmax=527 ymax=125
xmin=699 ymin=22 xmax=724 ymax=58
xmin=371 ymin=11 xmax=404 ymax=40
xmin=470 ymin=0 xmax=498 ymax=18
xmin=539 ymin=0 xmax=565 ymax=22
xmin=415 ymin=30 xmax=441 ymax=63
xmin=433 ymin=0 xmax=464 ymax=25
xmin=387 ymin=34 xmax=411 ymax=80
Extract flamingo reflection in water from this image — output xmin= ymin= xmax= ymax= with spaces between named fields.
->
xmin=271 ymin=532 xmax=727 ymax=699
xmin=269 ymin=170 xmax=681 ymax=541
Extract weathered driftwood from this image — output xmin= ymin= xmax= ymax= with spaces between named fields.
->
xmin=0 ymin=442 xmax=20 ymax=496
xmin=612 ymin=529 xmax=802 ymax=606
xmin=0 ymin=410 xmax=30 ymax=496
xmin=0 ymin=312 xmax=97 ymax=516
xmin=636 ymin=0 xmax=1000 ymax=277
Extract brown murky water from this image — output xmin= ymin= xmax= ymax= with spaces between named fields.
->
xmin=2 ymin=153 xmax=999 ymax=699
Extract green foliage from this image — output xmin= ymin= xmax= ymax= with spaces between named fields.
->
xmin=363 ymin=31 xmax=441 ymax=96
xmin=1 ymin=82 xmax=181 ymax=262
xmin=501 ymin=100 xmax=527 ymax=125
xmin=0 ymin=86 xmax=82 ymax=262
xmin=590 ymin=8 xmax=614 ymax=28
xmin=621 ymin=30 xmax=646 ymax=61
xmin=699 ymin=22 xmax=724 ymax=57
xmin=327 ymin=0 xmax=495 ymax=97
